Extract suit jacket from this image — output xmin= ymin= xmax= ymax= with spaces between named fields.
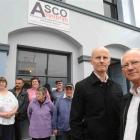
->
xmin=70 ymin=72 xmax=123 ymax=140
xmin=120 ymin=93 xmax=140 ymax=140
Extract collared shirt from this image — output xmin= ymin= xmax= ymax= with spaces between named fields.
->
xmin=63 ymin=93 xmax=73 ymax=99
xmin=123 ymin=86 xmax=140 ymax=140
xmin=94 ymin=71 xmax=108 ymax=83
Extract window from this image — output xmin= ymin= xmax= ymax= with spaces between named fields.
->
xmin=17 ymin=48 xmax=71 ymax=88
xmin=0 ymin=44 xmax=9 ymax=76
xmin=0 ymin=52 xmax=7 ymax=75
xmin=103 ymin=0 xmax=118 ymax=20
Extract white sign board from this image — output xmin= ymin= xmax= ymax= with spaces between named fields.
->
xmin=28 ymin=0 xmax=70 ymax=31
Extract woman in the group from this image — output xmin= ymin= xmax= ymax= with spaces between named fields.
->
xmin=0 ymin=77 xmax=18 ymax=140
xmin=27 ymin=77 xmax=50 ymax=102
xmin=27 ymin=77 xmax=40 ymax=102
xmin=27 ymin=87 xmax=54 ymax=140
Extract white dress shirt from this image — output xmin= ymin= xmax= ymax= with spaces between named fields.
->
xmin=94 ymin=71 xmax=108 ymax=82
xmin=123 ymin=87 xmax=140 ymax=140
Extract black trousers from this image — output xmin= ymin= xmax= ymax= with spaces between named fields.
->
xmin=56 ymin=131 xmax=72 ymax=140
xmin=14 ymin=120 xmax=24 ymax=140
xmin=32 ymin=137 xmax=50 ymax=140
xmin=0 ymin=124 xmax=14 ymax=140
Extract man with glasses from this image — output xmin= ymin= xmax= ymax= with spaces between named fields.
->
xmin=70 ymin=47 xmax=123 ymax=140
xmin=121 ymin=48 xmax=140 ymax=140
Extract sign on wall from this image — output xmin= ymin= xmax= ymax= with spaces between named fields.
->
xmin=28 ymin=0 xmax=70 ymax=31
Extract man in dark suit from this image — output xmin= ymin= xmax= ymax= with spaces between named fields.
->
xmin=70 ymin=47 xmax=123 ymax=140
xmin=120 ymin=48 xmax=140 ymax=140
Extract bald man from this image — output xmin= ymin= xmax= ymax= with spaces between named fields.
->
xmin=70 ymin=47 xmax=123 ymax=140
xmin=121 ymin=48 xmax=140 ymax=140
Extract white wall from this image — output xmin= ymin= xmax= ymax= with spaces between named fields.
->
xmin=0 ymin=0 xmax=29 ymax=43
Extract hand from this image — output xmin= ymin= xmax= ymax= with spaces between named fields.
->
xmin=53 ymin=129 xmax=58 ymax=135
xmin=0 ymin=112 xmax=13 ymax=118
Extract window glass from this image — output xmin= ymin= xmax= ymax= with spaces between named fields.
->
xmin=104 ymin=3 xmax=112 ymax=18
xmin=48 ymin=54 xmax=67 ymax=77
xmin=0 ymin=52 xmax=7 ymax=76
xmin=17 ymin=50 xmax=47 ymax=77
xmin=17 ymin=49 xmax=69 ymax=88
xmin=104 ymin=0 xmax=118 ymax=19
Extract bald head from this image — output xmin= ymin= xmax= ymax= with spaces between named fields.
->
xmin=90 ymin=47 xmax=111 ymax=75
xmin=91 ymin=47 xmax=110 ymax=59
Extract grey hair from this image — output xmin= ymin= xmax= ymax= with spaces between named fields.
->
xmin=121 ymin=48 xmax=140 ymax=65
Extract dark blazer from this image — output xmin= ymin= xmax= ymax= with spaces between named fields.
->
xmin=120 ymin=93 xmax=140 ymax=140
xmin=70 ymin=72 xmax=123 ymax=140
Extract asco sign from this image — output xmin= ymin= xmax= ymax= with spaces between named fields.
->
xmin=28 ymin=0 xmax=70 ymax=31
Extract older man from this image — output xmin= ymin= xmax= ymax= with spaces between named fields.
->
xmin=121 ymin=48 xmax=140 ymax=140
xmin=70 ymin=47 xmax=123 ymax=140
xmin=53 ymin=83 xmax=74 ymax=140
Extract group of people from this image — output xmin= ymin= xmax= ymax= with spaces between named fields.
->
xmin=0 ymin=76 xmax=74 ymax=140
xmin=0 ymin=46 xmax=140 ymax=140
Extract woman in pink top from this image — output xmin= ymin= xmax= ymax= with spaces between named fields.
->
xmin=27 ymin=77 xmax=40 ymax=102
xmin=27 ymin=77 xmax=50 ymax=102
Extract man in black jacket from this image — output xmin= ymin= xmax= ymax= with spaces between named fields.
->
xmin=70 ymin=47 xmax=123 ymax=140
xmin=121 ymin=48 xmax=140 ymax=140
xmin=10 ymin=78 xmax=29 ymax=140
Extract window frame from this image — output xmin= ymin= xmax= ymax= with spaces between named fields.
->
xmin=16 ymin=45 xmax=71 ymax=87
xmin=103 ymin=0 xmax=118 ymax=20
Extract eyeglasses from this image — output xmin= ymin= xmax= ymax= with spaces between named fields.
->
xmin=121 ymin=61 xmax=140 ymax=69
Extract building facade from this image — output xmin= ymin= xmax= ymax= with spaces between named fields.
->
xmin=1 ymin=0 xmax=140 ymax=139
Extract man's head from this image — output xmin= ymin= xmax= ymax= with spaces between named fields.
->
xmin=121 ymin=48 xmax=140 ymax=86
xmin=55 ymin=80 xmax=63 ymax=91
xmin=91 ymin=47 xmax=111 ymax=75
xmin=15 ymin=78 xmax=24 ymax=90
xmin=65 ymin=83 xmax=74 ymax=98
